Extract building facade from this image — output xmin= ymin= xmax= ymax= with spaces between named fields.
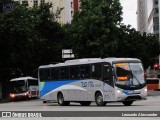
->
xmin=137 ymin=0 xmax=159 ymax=38
xmin=147 ymin=0 xmax=159 ymax=37
xmin=137 ymin=0 xmax=160 ymax=77
xmin=137 ymin=0 xmax=148 ymax=34
xmin=52 ymin=0 xmax=80 ymax=24
xmin=14 ymin=0 xmax=80 ymax=24
xmin=14 ymin=0 xmax=46 ymax=7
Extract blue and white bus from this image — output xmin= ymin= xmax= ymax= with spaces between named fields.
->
xmin=38 ymin=58 xmax=147 ymax=106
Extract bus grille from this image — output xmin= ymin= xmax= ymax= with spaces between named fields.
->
xmin=125 ymin=96 xmax=142 ymax=101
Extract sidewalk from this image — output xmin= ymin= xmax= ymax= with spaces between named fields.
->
xmin=147 ymin=90 xmax=160 ymax=96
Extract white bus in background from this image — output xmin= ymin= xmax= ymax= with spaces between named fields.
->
xmin=9 ymin=77 xmax=39 ymax=100
xmin=38 ymin=58 xmax=147 ymax=106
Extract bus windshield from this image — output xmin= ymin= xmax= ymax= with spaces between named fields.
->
xmin=28 ymin=79 xmax=38 ymax=86
xmin=113 ymin=63 xmax=145 ymax=88
xmin=10 ymin=80 xmax=27 ymax=93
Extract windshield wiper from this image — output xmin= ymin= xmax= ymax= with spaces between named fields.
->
xmin=131 ymin=72 xmax=142 ymax=86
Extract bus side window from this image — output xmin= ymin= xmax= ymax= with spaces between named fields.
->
xmin=91 ymin=63 xmax=102 ymax=80
xmin=60 ymin=67 xmax=69 ymax=80
xmin=80 ymin=65 xmax=91 ymax=79
xmin=103 ymin=64 xmax=112 ymax=81
xmin=39 ymin=69 xmax=44 ymax=82
xmin=70 ymin=66 xmax=80 ymax=79
xmin=51 ymin=68 xmax=59 ymax=80
xmin=44 ymin=68 xmax=51 ymax=81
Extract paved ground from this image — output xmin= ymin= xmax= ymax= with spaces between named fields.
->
xmin=147 ymin=90 xmax=160 ymax=96
xmin=0 ymin=90 xmax=160 ymax=120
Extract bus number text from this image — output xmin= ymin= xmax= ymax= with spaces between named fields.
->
xmin=81 ymin=81 xmax=94 ymax=87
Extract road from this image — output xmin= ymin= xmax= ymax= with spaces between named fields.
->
xmin=0 ymin=96 xmax=160 ymax=111
xmin=0 ymin=92 xmax=160 ymax=120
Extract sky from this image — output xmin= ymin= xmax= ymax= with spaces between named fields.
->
xmin=120 ymin=0 xmax=137 ymax=30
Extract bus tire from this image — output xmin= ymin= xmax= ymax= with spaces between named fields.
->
xmin=57 ymin=93 xmax=70 ymax=106
xmin=122 ymin=101 xmax=133 ymax=106
xmin=95 ymin=92 xmax=106 ymax=106
xmin=80 ymin=101 xmax=91 ymax=106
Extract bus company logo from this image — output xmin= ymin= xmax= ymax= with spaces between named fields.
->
xmin=3 ymin=3 xmax=13 ymax=12
xmin=129 ymin=81 xmax=133 ymax=85
xmin=2 ymin=112 xmax=11 ymax=117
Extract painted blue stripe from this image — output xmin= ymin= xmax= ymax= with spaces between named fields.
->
xmin=40 ymin=80 xmax=78 ymax=97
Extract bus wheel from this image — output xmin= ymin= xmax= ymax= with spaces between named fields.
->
xmin=43 ymin=101 xmax=47 ymax=103
xmin=80 ymin=101 xmax=91 ymax=106
xmin=122 ymin=101 xmax=133 ymax=106
xmin=57 ymin=93 xmax=70 ymax=106
xmin=95 ymin=92 xmax=106 ymax=106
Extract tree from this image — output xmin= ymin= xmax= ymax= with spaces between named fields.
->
xmin=0 ymin=1 xmax=66 ymax=98
xmin=67 ymin=0 xmax=159 ymax=68
xmin=68 ymin=0 xmax=123 ymax=58
xmin=35 ymin=3 xmax=66 ymax=65
xmin=116 ymin=24 xmax=159 ymax=68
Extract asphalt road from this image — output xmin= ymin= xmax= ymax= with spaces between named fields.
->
xmin=0 ymin=95 xmax=160 ymax=111
xmin=0 ymin=91 xmax=160 ymax=120
xmin=0 ymin=96 xmax=159 ymax=111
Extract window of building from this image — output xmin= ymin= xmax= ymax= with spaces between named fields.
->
xmin=71 ymin=2 xmax=73 ymax=8
xmin=153 ymin=17 xmax=159 ymax=24
xmin=71 ymin=11 xmax=74 ymax=17
xmin=33 ymin=0 xmax=38 ymax=6
xmin=155 ymin=33 xmax=159 ymax=38
xmin=154 ymin=8 xmax=159 ymax=14
xmin=22 ymin=0 xmax=28 ymax=6
xmin=154 ymin=0 xmax=158 ymax=5
xmin=153 ymin=25 xmax=159 ymax=31
xmin=41 ymin=0 xmax=45 ymax=4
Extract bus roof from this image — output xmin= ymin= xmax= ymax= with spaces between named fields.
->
xmin=103 ymin=58 xmax=141 ymax=63
xmin=39 ymin=58 xmax=141 ymax=69
xmin=10 ymin=76 xmax=37 ymax=81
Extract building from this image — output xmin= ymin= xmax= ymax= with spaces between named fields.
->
xmin=52 ymin=0 xmax=80 ymax=24
xmin=147 ymin=0 xmax=159 ymax=37
xmin=14 ymin=0 xmax=80 ymax=24
xmin=137 ymin=0 xmax=159 ymax=38
xmin=137 ymin=0 xmax=160 ymax=77
xmin=14 ymin=0 xmax=46 ymax=7
xmin=137 ymin=0 xmax=148 ymax=34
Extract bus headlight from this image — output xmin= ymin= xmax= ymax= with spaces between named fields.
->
xmin=10 ymin=94 xmax=15 ymax=98
xmin=117 ymin=90 xmax=122 ymax=94
xmin=143 ymin=88 xmax=147 ymax=93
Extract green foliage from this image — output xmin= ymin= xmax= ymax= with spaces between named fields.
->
xmin=0 ymin=2 xmax=66 ymax=82
xmin=67 ymin=0 xmax=160 ymax=68
xmin=117 ymin=24 xmax=160 ymax=68
xmin=69 ymin=0 xmax=123 ymax=58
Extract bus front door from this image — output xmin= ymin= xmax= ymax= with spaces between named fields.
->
xmin=103 ymin=63 xmax=114 ymax=101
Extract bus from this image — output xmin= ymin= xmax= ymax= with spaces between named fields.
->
xmin=38 ymin=58 xmax=147 ymax=106
xmin=9 ymin=77 xmax=39 ymax=100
